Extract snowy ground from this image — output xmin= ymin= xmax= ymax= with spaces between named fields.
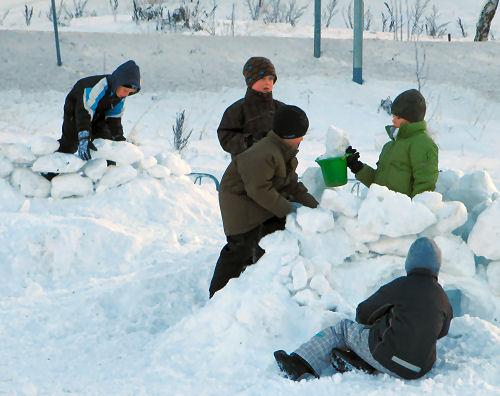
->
xmin=0 ymin=2 xmax=500 ymax=395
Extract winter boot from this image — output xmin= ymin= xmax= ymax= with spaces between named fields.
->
xmin=331 ymin=349 xmax=376 ymax=374
xmin=274 ymin=350 xmax=319 ymax=381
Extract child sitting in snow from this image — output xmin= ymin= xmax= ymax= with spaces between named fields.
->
xmin=217 ymin=57 xmax=285 ymax=158
xmin=209 ymin=105 xmax=319 ymax=298
xmin=56 ymin=60 xmax=141 ymax=161
xmin=346 ymin=89 xmax=438 ymax=198
xmin=274 ymin=237 xmax=453 ymax=381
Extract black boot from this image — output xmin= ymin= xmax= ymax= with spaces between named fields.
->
xmin=274 ymin=350 xmax=318 ymax=381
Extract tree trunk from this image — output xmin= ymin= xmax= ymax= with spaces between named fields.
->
xmin=475 ymin=0 xmax=499 ymax=41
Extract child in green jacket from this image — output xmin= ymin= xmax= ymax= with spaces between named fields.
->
xmin=346 ymin=89 xmax=438 ymax=198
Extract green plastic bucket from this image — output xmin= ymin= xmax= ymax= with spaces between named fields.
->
xmin=315 ymin=155 xmax=348 ymax=187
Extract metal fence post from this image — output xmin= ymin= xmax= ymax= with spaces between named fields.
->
xmin=353 ymin=0 xmax=363 ymax=84
xmin=314 ymin=0 xmax=321 ymax=58
xmin=51 ymin=0 xmax=62 ymax=66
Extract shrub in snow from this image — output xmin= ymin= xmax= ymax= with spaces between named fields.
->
xmin=30 ymin=136 xmax=60 ymax=156
xmin=446 ymin=170 xmax=497 ymax=211
xmin=486 ymin=261 xmax=500 ymax=295
xmin=156 ymin=152 xmax=191 ymax=176
xmin=51 ymin=174 xmax=94 ymax=199
xmin=82 ymin=158 xmax=108 ymax=182
xmin=0 ymin=155 xmax=14 ymax=178
xmin=10 ymin=168 xmax=51 ymax=198
xmin=147 ymin=164 xmax=171 ymax=179
xmin=91 ymin=139 xmax=144 ymax=165
xmin=357 ymin=184 xmax=436 ymax=238
xmin=96 ymin=165 xmax=138 ymax=193
xmin=0 ymin=143 xmax=36 ymax=165
xmin=32 ymin=152 xmax=85 ymax=174
xmin=468 ymin=200 xmax=500 ymax=260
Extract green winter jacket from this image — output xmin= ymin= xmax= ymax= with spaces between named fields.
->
xmin=355 ymin=121 xmax=438 ymax=198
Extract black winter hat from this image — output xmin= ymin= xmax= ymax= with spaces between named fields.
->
xmin=391 ymin=89 xmax=426 ymax=122
xmin=273 ymin=105 xmax=309 ymax=139
xmin=243 ymin=57 xmax=277 ymax=88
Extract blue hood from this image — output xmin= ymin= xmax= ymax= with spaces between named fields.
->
xmin=109 ymin=60 xmax=141 ymax=95
xmin=405 ymin=237 xmax=441 ymax=276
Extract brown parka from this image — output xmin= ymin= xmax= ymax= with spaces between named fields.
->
xmin=219 ymin=131 xmax=318 ymax=236
xmin=217 ymin=88 xmax=285 ymax=157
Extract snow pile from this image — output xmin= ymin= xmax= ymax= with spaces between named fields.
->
xmin=0 ymin=139 xmax=192 ymax=200
xmin=322 ymin=125 xmax=351 ymax=158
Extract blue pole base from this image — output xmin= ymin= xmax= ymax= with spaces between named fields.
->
xmin=353 ymin=68 xmax=363 ymax=84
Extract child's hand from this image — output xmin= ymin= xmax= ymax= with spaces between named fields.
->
xmin=346 ymin=146 xmax=363 ymax=174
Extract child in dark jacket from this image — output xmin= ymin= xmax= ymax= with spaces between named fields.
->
xmin=217 ymin=57 xmax=285 ymax=157
xmin=274 ymin=237 xmax=453 ymax=381
xmin=209 ymin=105 xmax=318 ymax=298
xmin=57 ymin=60 xmax=141 ymax=161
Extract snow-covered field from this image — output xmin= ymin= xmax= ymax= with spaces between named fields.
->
xmin=0 ymin=0 xmax=499 ymax=395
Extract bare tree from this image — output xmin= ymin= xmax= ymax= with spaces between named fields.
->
xmin=24 ymin=4 xmax=34 ymax=26
xmin=246 ymin=0 xmax=263 ymax=21
xmin=71 ymin=0 xmax=88 ymax=18
xmin=342 ymin=1 xmax=353 ymax=28
xmin=382 ymin=2 xmax=395 ymax=33
xmin=262 ymin=0 xmax=307 ymax=27
xmin=172 ymin=110 xmax=193 ymax=153
xmin=457 ymin=17 xmax=467 ymax=38
xmin=414 ymin=39 xmax=427 ymax=91
xmin=109 ymin=0 xmax=119 ymax=22
xmin=323 ymin=0 xmax=338 ymax=28
xmin=230 ymin=3 xmax=235 ymax=36
xmin=0 ymin=9 xmax=10 ymax=26
xmin=408 ymin=0 xmax=430 ymax=39
xmin=425 ymin=5 xmax=449 ymax=38
xmin=475 ymin=0 xmax=499 ymax=41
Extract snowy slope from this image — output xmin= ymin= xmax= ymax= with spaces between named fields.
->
xmin=0 ymin=3 xmax=499 ymax=395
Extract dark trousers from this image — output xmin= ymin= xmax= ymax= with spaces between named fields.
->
xmin=58 ymin=113 xmax=115 ymax=154
xmin=209 ymin=216 xmax=286 ymax=298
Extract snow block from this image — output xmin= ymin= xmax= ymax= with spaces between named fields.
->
xmin=32 ymin=152 xmax=85 ymax=174
xmin=296 ymin=206 xmax=335 ymax=234
xmin=0 ymin=179 xmax=24 ymax=211
xmin=468 ymin=200 xmax=500 ymax=260
xmin=96 ymin=165 xmax=138 ymax=193
xmin=357 ymin=185 xmax=437 ymax=238
xmin=486 ymin=261 xmax=500 ymax=295
xmin=147 ymin=164 xmax=171 ymax=179
xmin=435 ymin=169 xmax=463 ymax=196
xmin=92 ymin=139 xmax=144 ymax=165
xmin=368 ymin=235 xmax=416 ymax=257
xmin=300 ymin=166 xmax=326 ymax=202
xmin=138 ymin=156 xmax=158 ymax=170
xmin=30 ymin=136 xmax=59 ymax=156
xmin=323 ymin=125 xmax=350 ymax=158
xmin=51 ymin=173 xmax=94 ymax=199
xmin=10 ymin=168 xmax=51 ymax=198
xmin=320 ymin=188 xmax=361 ymax=218
xmin=0 ymin=143 xmax=36 ymax=165
xmin=447 ymin=170 xmax=497 ymax=211
xmin=82 ymin=158 xmax=108 ymax=182
xmin=0 ymin=155 xmax=14 ymax=178
xmin=156 ymin=152 xmax=191 ymax=176
xmin=435 ymin=235 xmax=476 ymax=277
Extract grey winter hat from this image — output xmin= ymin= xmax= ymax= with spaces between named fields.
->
xmin=405 ymin=237 xmax=442 ymax=276
xmin=391 ymin=89 xmax=426 ymax=123
xmin=243 ymin=57 xmax=277 ymax=88
xmin=273 ymin=105 xmax=309 ymax=139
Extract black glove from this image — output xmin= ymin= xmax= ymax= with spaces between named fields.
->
xmin=345 ymin=146 xmax=363 ymax=174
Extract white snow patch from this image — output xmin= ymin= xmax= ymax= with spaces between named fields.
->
xmin=468 ymin=199 xmax=500 ymax=260
xmin=82 ymin=158 xmax=108 ymax=182
xmin=95 ymin=165 xmax=138 ymax=193
xmin=156 ymin=152 xmax=191 ymax=176
xmin=0 ymin=155 xmax=14 ymax=178
xmin=30 ymin=136 xmax=59 ymax=156
xmin=91 ymin=139 xmax=144 ymax=165
xmin=10 ymin=168 xmax=50 ymax=198
xmin=32 ymin=152 xmax=85 ymax=173
xmin=0 ymin=143 xmax=35 ymax=165
xmin=51 ymin=173 xmax=94 ymax=199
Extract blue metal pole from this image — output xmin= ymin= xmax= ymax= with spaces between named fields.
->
xmin=51 ymin=0 xmax=62 ymax=66
xmin=353 ymin=0 xmax=363 ymax=84
xmin=314 ymin=0 xmax=321 ymax=58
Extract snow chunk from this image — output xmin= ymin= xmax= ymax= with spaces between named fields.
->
xmin=82 ymin=158 xmax=108 ymax=181
xmin=92 ymin=139 xmax=144 ymax=165
xmin=296 ymin=206 xmax=335 ymax=233
xmin=147 ymin=164 xmax=171 ymax=179
xmin=309 ymin=274 xmax=334 ymax=297
xmin=51 ymin=174 xmax=94 ymax=199
xmin=299 ymin=228 xmax=356 ymax=264
xmin=0 ymin=179 xmax=24 ymax=211
xmin=468 ymin=200 xmax=500 ymax=260
xmin=447 ymin=170 xmax=497 ymax=211
xmin=368 ymin=236 xmax=416 ymax=257
xmin=291 ymin=260 xmax=308 ymax=291
xmin=156 ymin=152 xmax=191 ymax=176
xmin=435 ymin=169 xmax=463 ymax=196
xmin=300 ymin=166 xmax=325 ymax=202
xmin=486 ymin=261 xmax=500 ymax=295
xmin=320 ymin=188 xmax=361 ymax=217
xmin=30 ymin=136 xmax=59 ymax=156
xmin=96 ymin=165 xmax=138 ymax=193
xmin=138 ymin=156 xmax=158 ymax=170
xmin=32 ymin=152 xmax=85 ymax=173
xmin=338 ymin=215 xmax=379 ymax=243
xmin=0 ymin=143 xmax=36 ymax=165
xmin=357 ymin=185 xmax=437 ymax=238
xmin=0 ymin=155 xmax=14 ymax=178
xmin=435 ymin=235 xmax=476 ymax=277
xmin=10 ymin=168 xmax=51 ymax=198
xmin=323 ymin=125 xmax=350 ymax=158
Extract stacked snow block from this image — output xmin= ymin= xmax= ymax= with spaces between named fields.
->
xmin=0 ymin=138 xmax=191 ymax=200
xmin=266 ymin=174 xmax=499 ymax=322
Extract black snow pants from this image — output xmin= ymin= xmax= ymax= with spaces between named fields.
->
xmin=209 ymin=216 xmax=286 ymax=298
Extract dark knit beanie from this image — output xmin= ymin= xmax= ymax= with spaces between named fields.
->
xmin=273 ymin=105 xmax=309 ymax=139
xmin=405 ymin=237 xmax=442 ymax=277
xmin=242 ymin=57 xmax=277 ymax=88
xmin=391 ymin=89 xmax=426 ymax=122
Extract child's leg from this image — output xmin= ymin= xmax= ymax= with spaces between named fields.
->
xmin=209 ymin=226 xmax=261 ymax=298
xmin=57 ymin=110 xmax=78 ymax=154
